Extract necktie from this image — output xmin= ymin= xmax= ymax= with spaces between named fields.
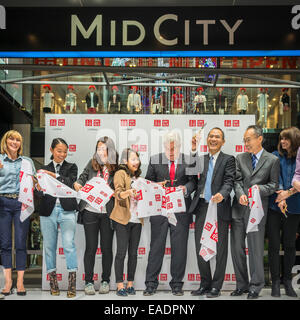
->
xmin=169 ymin=161 xmax=175 ymax=186
xmin=55 ymin=163 xmax=61 ymax=174
xmin=204 ymin=156 xmax=214 ymax=202
xmin=251 ymin=153 xmax=257 ymax=170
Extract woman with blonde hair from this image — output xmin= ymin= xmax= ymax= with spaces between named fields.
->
xmin=0 ymin=130 xmax=36 ymax=297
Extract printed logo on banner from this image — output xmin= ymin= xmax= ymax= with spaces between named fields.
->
xmin=189 ymin=222 xmax=195 ymax=229
xmin=196 ymin=274 xmax=201 ymax=281
xmin=69 ymin=144 xmax=76 ymax=152
xmin=96 ymin=248 xmax=102 ymax=255
xmin=138 ymin=247 xmax=146 ymax=255
xmin=189 ymin=120 xmax=205 ymax=127
xmin=49 ymin=119 xmax=65 ymax=127
xmin=224 ymin=120 xmax=231 ymax=127
xmin=120 ymin=119 xmax=136 ymax=127
xmin=154 ymin=119 xmax=169 ymax=127
xmin=188 ymin=274 xmax=195 ymax=281
xmin=200 ymin=145 xmax=208 ymax=152
xmin=160 ymin=274 xmax=168 ymax=281
xmin=58 ymin=119 xmax=65 ymax=126
xmin=236 ymin=145 xmax=243 ymax=152
xmin=233 ymin=120 xmax=240 ymax=127
xmin=82 ymin=274 xmax=98 ymax=281
xmin=224 ymin=273 xmax=231 ymax=281
xmin=85 ymin=119 xmax=101 ymax=127
xmin=131 ymin=144 xmax=147 ymax=152
xmin=59 ymin=248 xmax=64 ymax=255
xmin=81 ymin=184 xmax=94 ymax=193
xmin=50 ymin=119 xmax=57 ymax=126
xmin=232 ymin=274 xmax=236 ymax=281
xmin=165 ymin=248 xmax=171 ymax=255
xmin=204 ymin=222 xmax=213 ymax=232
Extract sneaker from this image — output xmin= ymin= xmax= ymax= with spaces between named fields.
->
xmin=84 ymin=282 xmax=96 ymax=295
xmin=126 ymin=287 xmax=136 ymax=295
xmin=116 ymin=288 xmax=128 ymax=297
xmin=99 ymin=281 xmax=110 ymax=294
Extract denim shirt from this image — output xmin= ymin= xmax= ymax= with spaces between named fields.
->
xmin=0 ymin=153 xmax=35 ymax=194
xmin=269 ymin=150 xmax=300 ymax=214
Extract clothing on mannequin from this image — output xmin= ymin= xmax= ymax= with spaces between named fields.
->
xmin=85 ymin=85 xmax=99 ymax=114
xmin=127 ymin=86 xmax=142 ymax=113
xmin=213 ymin=87 xmax=227 ymax=114
xmin=171 ymin=86 xmax=185 ymax=114
xmin=193 ymin=87 xmax=206 ymax=114
xmin=151 ymin=87 xmax=163 ymax=114
xmin=236 ymin=88 xmax=249 ymax=115
xmin=279 ymin=88 xmax=291 ymax=128
xmin=257 ymin=88 xmax=269 ymax=128
xmin=108 ymin=85 xmax=121 ymax=113
xmin=41 ymin=84 xmax=54 ymax=113
xmin=65 ymin=85 xmax=77 ymax=113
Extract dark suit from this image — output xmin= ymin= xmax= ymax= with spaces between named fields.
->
xmin=231 ymin=149 xmax=280 ymax=294
xmin=144 ymin=153 xmax=194 ymax=290
xmin=189 ymin=151 xmax=235 ymax=290
xmin=38 ymin=161 xmax=78 ymax=217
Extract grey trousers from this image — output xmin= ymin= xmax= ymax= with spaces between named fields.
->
xmin=230 ymin=206 xmax=267 ymax=294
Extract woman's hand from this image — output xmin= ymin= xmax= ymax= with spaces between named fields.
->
xmin=275 ymin=189 xmax=289 ymax=202
xmin=73 ymin=182 xmax=83 ymax=192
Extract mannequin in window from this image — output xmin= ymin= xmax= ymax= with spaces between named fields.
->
xmin=236 ymin=88 xmax=249 ymax=115
xmin=65 ymin=85 xmax=77 ymax=114
xmin=193 ymin=87 xmax=207 ymax=114
xmin=279 ymin=88 xmax=291 ymax=128
xmin=41 ymin=84 xmax=54 ymax=113
xmin=108 ymin=85 xmax=121 ymax=114
xmin=127 ymin=86 xmax=142 ymax=114
xmin=257 ymin=88 xmax=269 ymax=128
xmin=171 ymin=86 xmax=185 ymax=114
xmin=85 ymin=85 xmax=99 ymax=114
xmin=213 ymin=87 xmax=227 ymax=114
xmin=151 ymin=87 xmax=163 ymax=114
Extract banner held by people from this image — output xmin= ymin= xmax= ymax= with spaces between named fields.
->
xmin=246 ymin=184 xmax=264 ymax=233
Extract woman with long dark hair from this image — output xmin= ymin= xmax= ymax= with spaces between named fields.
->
xmin=74 ymin=136 xmax=118 ymax=295
xmin=267 ymin=127 xmax=300 ymax=298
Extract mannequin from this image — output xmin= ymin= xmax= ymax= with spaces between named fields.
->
xmin=29 ymin=216 xmax=42 ymax=268
xmin=108 ymin=85 xmax=121 ymax=113
xmin=213 ymin=87 xmax=227 ymax=114
xmin=65 ymin=85 xmax=77 ymax=113
xmin=85 ymin=85 xmax=99 ymax=114
xmin=257 ymin=88 xmax=269 ymax=128
xmin=151 ymin=87 xmax=163 ymax=114
xmin=193 ymin=87 xmax=207 ymax=114
xmin=236 ymin=88 xmax=249 ymax=114
xmin=171 ymin=86 xmax=185 ymax=114
xmin=279 ymin=88 xmax=291 ymax=128
xmin=127 ymin=86 xmax=142 ymax=114
xmin=41 ymin=84 xmax=54 ymax=113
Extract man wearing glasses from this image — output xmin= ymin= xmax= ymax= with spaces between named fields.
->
xmin=230 ymin=125 xmax=279 ymax=299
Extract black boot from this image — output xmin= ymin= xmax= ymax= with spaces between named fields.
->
xmin=271 ymin=279 xmax=281 ymax=297
xmin=283 ymin=279 xmax=297 ymax=297
xmin=67 ymin=272 xmax=76 ymax=298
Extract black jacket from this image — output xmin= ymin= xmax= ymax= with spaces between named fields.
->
xmin=188 ymin=151 xmax=236 ymax=221
xmin=37 ymin=161 xmax=79 ymax=217
xmin=85 ymin=92 xmax=99 ymax=108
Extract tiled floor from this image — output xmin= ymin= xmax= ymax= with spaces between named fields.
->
xmin=2 ymin=288 xmax=300 ymax=300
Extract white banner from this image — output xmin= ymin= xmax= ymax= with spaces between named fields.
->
xmin=246 ymin=185 xmax=264 ymax=233
xmin=43 ymin=114 xmax=255 ymax=291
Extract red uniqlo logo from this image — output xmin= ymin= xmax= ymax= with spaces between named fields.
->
xmin=224 ymin=120 xmax=231 ymax=127
xmin=69 ymin=144 xmax=76 ymax=152
xmin=204 ymin=222 xmax=213 ymax=231
xmin=162 ymin=120 xmax=169 ymax=127
xmin=81 ymin=184 xmax=94 ymax=193
xmin=120 ymin=119 xmax=128 ymax=126
xmin=200 ymin=145 xmax=207 ymax=152
xmin=129 ymin=119 xmax=136 ymax=126
xmin=58 ymin=119 xmax=65 ymax=126
xmin=160 ymin=274 xmax=167 ymax=281
xmin=165 ymin=248 xmax=171 ymax=255
xmin=154 ymin=120 xmax=161 ymax=127
xmin=196 ymin=274 xmax=201 ymax=281
xmin=177 ymin=199 xmax=182 ymax=207
xmin=233 ymin=120 xmax=240 ymax=127
xmin=95 ymin=197 xmax=103 ymax=205
xmin=189 ymin=222 xmax=195 ymax=229
xmin=236 ymin=145 xmax=243 ymax=152
xmin=136 ymin=190 xmax=143 ymax=200
xmin=85 ymin=119 xmax=93 ymax=126
xmin=59 ymin=248 xmax=64 ymax=255
xmin=189 ymin=120 xmax=196 ymax=127
xmin=131 ymin=144 xmax=138 ymax=152
xmin=245 ymin=248 xmax=249 ymax=255
xmin=188 ymin=274 xmax=195 ymax=281
xmin=82 ymin=274 xmax=98 ymax=281
xmin=210 ymin=228 xmax=218 ymax=242
xmin=155 ymin=194 xmax=161 ymax=201
xmin=23 ymin=187 xmax=28 ymax=193
xmin=87 ymin=195 xmax=95 ymax=202
xmin=138 ymin=247 xmax=146 ymax=255
xmin=197 ymin=120 xmax=204 ymax=127
xmin=232 ymin=274 xmax=236 ymax=281
xmin=50 ymin=119 xmax=57 ymax=126
xmin=250 ymin=218 xmax=256 ymax=224
xmin=224 ymin=274 xmax=231 ymax=281
xmin=140 ymin=145 xmax=147 ymax=152
xmin=96 ymin=248 xmax=102 ymax=255
xmin=93 ymin=119 xmax=101 ymax=126
xmin=167 ymin=203 xmax=173 ymax=210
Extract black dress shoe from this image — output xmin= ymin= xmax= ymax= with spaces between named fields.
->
xmin=17 ymin=290 xmax=27 ymax=296
xmin=143 ymin=287 xmax=156 ymax=296
xmin=271 ymin=280 xmax=281 ymax=297
xmin=206 ymin=288 xmax=221 ymax=298
xmin=172 ymin=288 xmax=184 ymax=296
xmin=247 ymin=291 xmax=259 ymax=299
xmin=191 ymin=287 xmax=210 ymax=296
xmin=283 ymin=279 xmax=297 ymax=297
xmin=230 ymin=288 xmax=249 ymax=296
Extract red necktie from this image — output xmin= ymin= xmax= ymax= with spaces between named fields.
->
xmin=170 ymin=161 xmax=175 ymax=186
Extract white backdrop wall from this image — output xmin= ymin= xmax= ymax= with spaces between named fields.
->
xmin=42 ymin=114 xmax=255 ymax=291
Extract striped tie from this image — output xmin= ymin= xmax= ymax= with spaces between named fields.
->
xmin=204 ymin=156 xmax=214 ymax=202
xmin=251 ymin=153 xmax=257 ymax=170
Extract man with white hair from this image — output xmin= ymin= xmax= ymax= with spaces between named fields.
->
xmin=143 ymin=130 xmax=195 ymax=296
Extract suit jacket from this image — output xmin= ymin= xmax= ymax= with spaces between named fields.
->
xmin=76 ymin=159 xmax=115 ymax=221
xmin=188 ymin=151 xmax=236 ymax=221
xmin=145 ymin=153 xmax=195 ymax=222
xmin=85 ymin=92 xmax=99 ymax=108
xmin=232 ymin=149 xmax=280 ymax=219
xmin=38 ymin=161 xmax=78 ymax=217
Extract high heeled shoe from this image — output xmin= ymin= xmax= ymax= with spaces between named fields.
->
xmin=1 ymin=281 xmax=14 ymax=296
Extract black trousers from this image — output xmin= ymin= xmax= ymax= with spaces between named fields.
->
xmin=266 ymin=209 xmax=300 ymax=281
xmin=113 ymin=221 xmax=142 ymax=283
xmin=194 ymin=200 xmax=229 ymax=290
xmin=82 ymin=210 xmax=114 ymax=284
xmin=145 ymin=214 xmax=190 ymax=290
